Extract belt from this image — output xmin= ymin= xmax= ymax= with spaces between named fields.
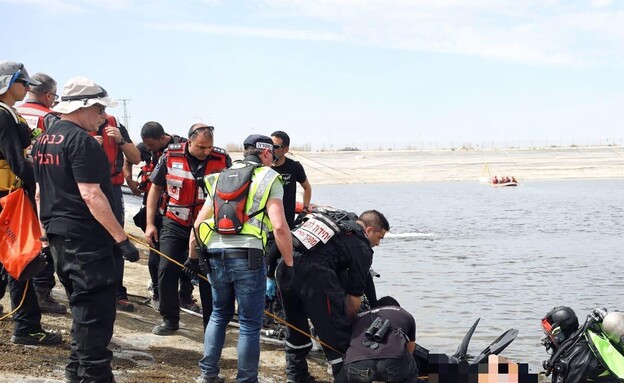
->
xmin=207 ymin=249 xmax=249 ymax=259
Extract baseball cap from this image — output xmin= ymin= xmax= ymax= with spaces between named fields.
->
xmin=0 ymin=61 xmax=41 ymax=95
xmin=52 ymin=76 xmax=118 ymax=114
xmin=243 ymin=134 xmax=274 ymax=151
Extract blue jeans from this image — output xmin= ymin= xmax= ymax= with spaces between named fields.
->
xmin=199 ymin=253 xmax=266 ymax=383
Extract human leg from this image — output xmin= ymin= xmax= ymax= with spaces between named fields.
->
xmin=231 ymin=257 xmax=266 ymax=383
xmin=154 ymin=219 xmax=189 ymax=334
xmin=199 ymin=257 xmax=235 ymax=379
xmin=277 ymin=262 xmax=314 ymax=383
xmin=50 ymin=234 xmax=117 ymax=383
xmin=32 ymin=259 xmax=66 ymax=314
xmin=111 ymin=185 xmax=133 ymax=312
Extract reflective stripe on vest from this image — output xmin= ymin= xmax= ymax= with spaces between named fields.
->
xmin=198 ymin=166 xmax=281 ymax=246
xmin=165 ymin=143 xmax=229 ymax=227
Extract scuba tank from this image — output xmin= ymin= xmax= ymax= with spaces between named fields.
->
xmin=602 ymin=312 xmax=624 ymax=352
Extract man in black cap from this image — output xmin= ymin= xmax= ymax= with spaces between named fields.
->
xmin=188 ymin=134 xmax=294 ymax=383
xmin=0 ymin=60 xmax=62 ymax=346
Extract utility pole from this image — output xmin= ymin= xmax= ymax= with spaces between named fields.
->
xmin=117 ymin=98 xmax=132 ymax=128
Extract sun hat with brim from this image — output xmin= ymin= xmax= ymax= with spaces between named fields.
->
xmin=52 ymin=76 xmax=118 ymax=114
xmin=0 ymin=61 xmax=41 ymax=96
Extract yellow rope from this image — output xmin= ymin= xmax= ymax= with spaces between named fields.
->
xmin=0 ymin=278 xmax=29 ymax=321
xmin=126 ymin=232 xmax=343 ymax=355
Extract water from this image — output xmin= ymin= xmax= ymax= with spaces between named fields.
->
xmin=309 ymin=179 xmax=624 ymax=371
xmin=124 ymin=179 xmax=624 ymax=371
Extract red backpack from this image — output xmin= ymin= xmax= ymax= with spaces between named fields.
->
xmin=213 ymin=161 xmax=263 ymax=234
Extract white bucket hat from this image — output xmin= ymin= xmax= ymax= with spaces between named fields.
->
xmin=0 ymin=61 xmax=41 ymax=95
xmin=52 ymin=76 xmax=117 ymax=114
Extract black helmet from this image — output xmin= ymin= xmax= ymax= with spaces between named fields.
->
xmin=542 ymin=306 xmax=579 ymax=347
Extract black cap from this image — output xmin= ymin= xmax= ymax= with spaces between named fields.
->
xmin=243 ymin=134 xmax=274 ymax=151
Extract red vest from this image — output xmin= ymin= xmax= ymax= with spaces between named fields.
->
xmin=16 ymin=101 xmax=54 ymax=132
xmin=165 ymin=143 xmax=229 ymax=226
xmin=88 ymin=116 xmax=124 ymax=185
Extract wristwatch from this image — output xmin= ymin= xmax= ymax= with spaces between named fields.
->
xmin=117 ymin=138 xmax=127 ymax=146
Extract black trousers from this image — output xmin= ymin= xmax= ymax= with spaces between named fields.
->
xmin=277 ymin=257 xmax=352 ymax=382
xmin=49 ymin=234 xmax=116 ymax=383
xmin=336 ymin=354 xmax=419 ymax=383
xmin=158 ymin=217 xmax=211 ymax=326
xmin=0 ymin=265 xmax=42 ymax=335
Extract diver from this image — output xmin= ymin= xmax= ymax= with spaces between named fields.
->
xmin=541 ymin=306 xmax=624 ymax=383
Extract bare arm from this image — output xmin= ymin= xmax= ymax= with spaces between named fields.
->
xmin=300 ymin=179 xmax=312 ymax=208
xmin=35 ymin=183 xmax=47 ymax=242
xmin=266 ymin=198 xmax=293 ymax=266
xmin=189 ymin=198 xmax=215 ymax=260
xmin=145 ymin=184 xmax=163 ymax=246
xmin=119 ymin=142 xmax=141 ymax=165
xmin=77 ymin=182 xmax=126 ymax=242
xmin=345 ymin=294 xmax=362 ymax=320
xmin=407 ymin=341 xmax=416 ymax=354
xmin=123 ymin=159 xmax=142 ymax=195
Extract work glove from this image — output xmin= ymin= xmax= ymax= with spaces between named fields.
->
xmin=183 ymin=258 xmax=201 ymax=278
xmin=116 ymin=238 xmax=140 ymax=262
xmin=589 ymin=307 xmax=608 ymax=323
xmin=266 ymin=278 xmax=277 ymax=300
xmin=40 ymin=246 xmax=53 ymax=265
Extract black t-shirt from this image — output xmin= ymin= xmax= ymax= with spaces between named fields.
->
xmin=0 ymin=106 xmax=35 ymax=190
xmin=345 ymin=306 xmax=416 ymax=364
xmin=272 ymin=157 xmax=307 ymax=228
xmin=33 ymin=120 xmax=115 ymax=244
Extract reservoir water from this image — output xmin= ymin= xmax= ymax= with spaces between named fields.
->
xmin=125 ymin=179 xmax=624 ymax=371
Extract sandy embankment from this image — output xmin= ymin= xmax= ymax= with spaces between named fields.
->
xmin=281 ymin=146 xmax=624 ymax=184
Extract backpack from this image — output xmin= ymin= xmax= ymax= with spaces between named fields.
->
xmin=291 ymin=207 xmax=360 ymax=252
xmin=213 ymin=161 xmax=263 ymax=234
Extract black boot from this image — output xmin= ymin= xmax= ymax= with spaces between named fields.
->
xmin=35 ymin=287 xmax=67 ymax=314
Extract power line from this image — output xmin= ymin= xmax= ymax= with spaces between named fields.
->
xmin=117 ymin=98 xmax=132 ymax=128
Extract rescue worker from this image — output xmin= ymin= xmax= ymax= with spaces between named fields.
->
xmin=123 ymin=121 xmax=191 ymax=311
xmin=33 ymin=76 xmax=140 ymax=383
xmin=188 ymin=134 xmax=294 ymax=383
xmin=266 ymin=130 xmax=313 ymax=301
xmin=335 ymin=296 xmax=418 ymax=383
xmin=145 ymin=123 xmax=231 ymax=334
xmin=541 ymin=306 xmax=621 ymax=383
xmin=270 ymin=130 xmax=312 ymax=228
xmin=16 ymin=72 xmax=59 ymax=135
xmin=0 ymin=61 xmax=62 ymax=346
xmin=15 ymin=72 xmax=66 ymax=315
xmin=93 ymin=114 xmax=141 ymax=311
xmin=277 ymin=209 xmax=390 ymax=383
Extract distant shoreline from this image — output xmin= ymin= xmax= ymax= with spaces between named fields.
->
xmin=228 ymin=146 xmax=624 ymax=185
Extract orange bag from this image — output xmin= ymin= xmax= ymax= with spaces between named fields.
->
xmin=0 ymin=188 xmax=43 ymax=280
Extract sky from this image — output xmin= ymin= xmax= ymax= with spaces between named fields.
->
xmin=2 ymin=0 xmax=624 ymax=150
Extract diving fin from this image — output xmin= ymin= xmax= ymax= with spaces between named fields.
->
xmin=470 ymin=328 xmax=519 ymax=365
xmin=449 ymin=318 xmax=480 ymax=363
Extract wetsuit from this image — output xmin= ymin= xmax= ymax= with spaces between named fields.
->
xmin=336 ymin=306 xmax=418 ymax=383
xmin=277 ymin=220 xmax=373 ymax=382
xmin=551 ymin=338 xmax=618 ymax=383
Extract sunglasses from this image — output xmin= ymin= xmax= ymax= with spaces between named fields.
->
xmin=92 ymin=104 xmax=106 ymax=115
xmin=189 ymin=125 xmax=215 ymax=138
xmin=15 ymin=79 xmax=31 ymax=87
xmin=273 ymin=145 xmax=286 ymax=150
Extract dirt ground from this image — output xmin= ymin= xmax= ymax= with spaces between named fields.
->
xmin=0 ymin=240 xmax=333 ymax=383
